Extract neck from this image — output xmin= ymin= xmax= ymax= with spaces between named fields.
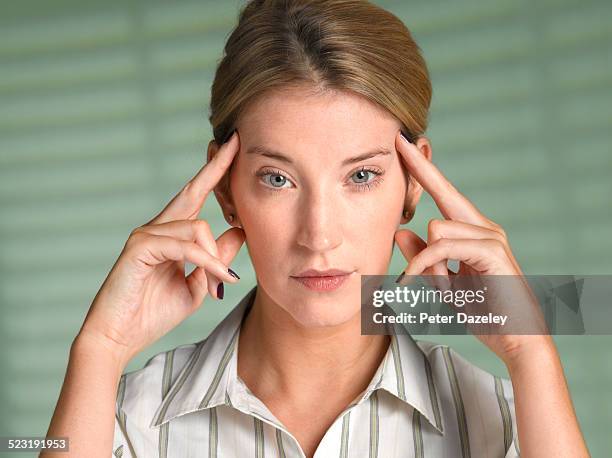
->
xmin=237 ymin=285 xmax=390 ymax=406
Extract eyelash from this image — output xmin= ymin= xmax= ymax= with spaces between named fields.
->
xmin=255 ymin=166 xmax=385 ymax=193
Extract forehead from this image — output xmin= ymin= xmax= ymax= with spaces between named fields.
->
xmin=237 ymin=86 xmax=400 ymax=151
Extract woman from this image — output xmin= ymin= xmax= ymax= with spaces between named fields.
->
xmin=42 ymin=0 xmax=589 ymax=457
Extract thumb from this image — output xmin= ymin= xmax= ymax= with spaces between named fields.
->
xmin=394 ymin=229 xmax=449 ymax=292
xmin=216 ymin=226 xmax=246 ymax=266
xmin=186 ymin=226 xmax=245 ymax=306
xmin=394 ymin=228 xmax=427 ymax=262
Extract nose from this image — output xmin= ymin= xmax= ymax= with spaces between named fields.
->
xmin=295 ymin=190 xmax=343 ymax=252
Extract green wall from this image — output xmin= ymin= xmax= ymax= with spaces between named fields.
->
xmin=1 ymin=0 xmax=610 ymax=455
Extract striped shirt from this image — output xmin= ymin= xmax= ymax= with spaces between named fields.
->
xmin=113 ymin=285 xmax=521 ymax=457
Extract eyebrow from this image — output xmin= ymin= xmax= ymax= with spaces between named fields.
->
xmin=244 ymin=145 xmax=393 ymax=166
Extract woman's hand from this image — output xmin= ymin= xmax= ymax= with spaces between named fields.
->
xmin=76 ymin=131 xmax=245 ymax=369
xmin=393 ymin=131 xmax=550 ymax=365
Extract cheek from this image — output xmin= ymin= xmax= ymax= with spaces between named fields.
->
xmin=237 ymin=188 xmax=291 ymax=241
xmin=355 ymin=171 xmax=405 ymax=233
xmin=237 ymin=193 xmax=293 ymax=274
xmin=246 ymin=225 xmax=292 ymax=289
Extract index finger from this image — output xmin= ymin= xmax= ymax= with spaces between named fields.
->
xmin=149 ymin=130 xmax=240 ymax=225
xmin=395 ymin=130 xmax=487 ymax=226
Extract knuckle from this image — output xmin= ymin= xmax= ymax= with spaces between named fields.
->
xmin=440 ymin=238 xmax=454 ymax=250
xmin=488 ymin=219 xmax=506 ymax=236
xmin=130 ymin=225 xmax=146 ymax=237
xmin=489 ymin=223 xmax=507 ymax=242
xmin=433 ymin=237 xmax=453 ymax=253
xmin=437 ymin=237 xmax=452 ymax=246
xmin=193 ymin=218 xmax=211 ymax=233
xmin=427 ymin=218 xmax=443 ymax=234
xmin=180 ymin=239 xmax=194 ymax=256
xmin=487 ymin=238 xmax=506 ymax=256
xmin=496 ymin=225 xmax=508 ymax=240
xmin=181 ymin=180 xmax=196 ymax=197
xmin=125 ymin=230 xmax=149 ymax=250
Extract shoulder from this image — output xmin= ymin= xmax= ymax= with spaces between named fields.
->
xmin=115 ymin=340 xmax=202 ymax=420
xmin=415 ymin=339 xmax=520 ymax=457
xmin=415 ymin=339 xmax=514 ymax=391
xmin=113 ymin=340 xmax=205 ymax=457
xmin=114 ymin=289 xmax=252 ymax=419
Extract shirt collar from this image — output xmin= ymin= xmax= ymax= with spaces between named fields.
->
xmin=149 ymin=285 xmax=256 ymax=429
xmin=379 ymin=330 xmax=445 ymax=434
xmin=150 ymin=285 xmax=444 ymax=435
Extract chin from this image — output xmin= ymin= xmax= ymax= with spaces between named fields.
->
xmin=281 ymin=289 xmax=362 ymax=328
xmin=287 ymin=303 xmax=360 ymax=328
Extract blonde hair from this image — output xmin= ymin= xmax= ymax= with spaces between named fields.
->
xmin=208 ymin=0 xmax=432 ymax=145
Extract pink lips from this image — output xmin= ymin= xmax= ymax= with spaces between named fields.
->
xmin=291 ymin=270 xmax=354 ymax=292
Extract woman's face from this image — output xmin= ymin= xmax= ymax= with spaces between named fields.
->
xmin=227 ymin=87 xmax=412 ymax=328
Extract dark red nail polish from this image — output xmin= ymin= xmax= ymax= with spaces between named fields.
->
xmin=400 ymin=131 xmax=412 ymax=144
xmin=223 ymin=128 xmax=236 ymax=144
xmin=228 ymin=268 xmax=240 ymax=279
xmin=217 ymin=282 xmax=224 ymax=299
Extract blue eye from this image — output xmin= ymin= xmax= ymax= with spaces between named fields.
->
xmin=267 ymin=174 xmax=288 ymax=187
xmin=351 ymin=169 xmax=374 ymax=184
xmin=256 ymin=169 xmax=294 ymax=189
xmin=350 ymin=167 xmax=385 ymax=191
xmin=256 ymin=166 xmax=384 ymax=192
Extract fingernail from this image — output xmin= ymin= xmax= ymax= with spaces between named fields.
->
xmin=228 ymin=268 xmax=240 ymax=280
xmin=223 ymin=129 xmax=236 ymax=144
xmin=217 ymin=282 xmax=224 ymax=299
xmin=400 ymin=131 xmax=412 ymax=144
xmin=395 ymin=271 xmax=405 ymax=284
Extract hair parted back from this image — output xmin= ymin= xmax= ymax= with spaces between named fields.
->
xmin=208 ymin=0 xmax=432 ymax=146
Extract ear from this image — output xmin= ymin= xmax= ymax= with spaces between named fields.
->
xmin=207 ymin=139 xmax=241 ymax=227
xmin=399 ymin=136 xmax=433 ymax=224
